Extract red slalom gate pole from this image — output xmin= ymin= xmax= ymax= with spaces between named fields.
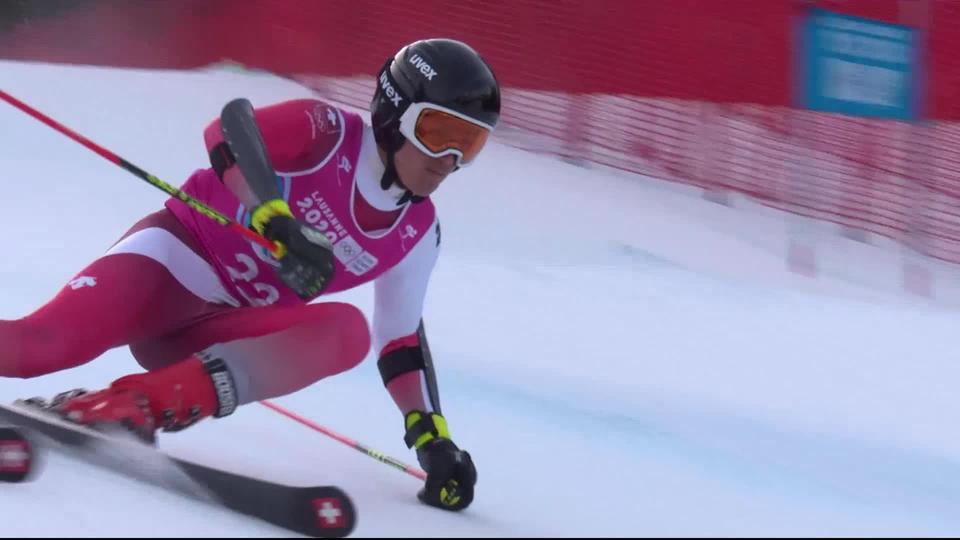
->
xmin=259 ymin=400 xmax=427 ymax=481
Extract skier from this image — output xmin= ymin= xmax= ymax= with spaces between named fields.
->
xmin=0 ymin=37 xmax=500 ymax=512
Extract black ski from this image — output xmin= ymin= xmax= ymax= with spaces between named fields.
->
xmin=0 ymin=400 xmax=356 ymax=538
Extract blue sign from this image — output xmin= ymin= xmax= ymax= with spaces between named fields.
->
xmin=797 ymin=7 xmax=923 ymax=121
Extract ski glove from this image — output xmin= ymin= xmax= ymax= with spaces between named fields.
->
xmin=405 ymin=411 xmax=476 ymax=511
xmin=251 ymin=199 xmax=336 ymax=299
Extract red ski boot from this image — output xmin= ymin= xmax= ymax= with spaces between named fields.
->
xmin=44 ymin=355 xmax=238 ymax=444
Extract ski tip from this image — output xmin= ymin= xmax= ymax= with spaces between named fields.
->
xmin=300 ymin=487 xmax=357 ymax=538
xmin=0 ymin=425 xmax=38 ymax=483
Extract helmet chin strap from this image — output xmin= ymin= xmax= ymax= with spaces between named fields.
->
xmin=380 ymin=144 xmax=427 ymax=206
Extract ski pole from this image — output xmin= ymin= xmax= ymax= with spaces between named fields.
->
xmin=259 ymin=400 xmax=427 ymax=481
xmin=0 ymin=89 xmax=282 ymax=257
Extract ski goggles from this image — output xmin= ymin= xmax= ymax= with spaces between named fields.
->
xmin=398 ymin=101 xmax=494 ymax=167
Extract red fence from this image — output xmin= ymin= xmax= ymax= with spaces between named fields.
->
xmin=3 ymin=0 xmax=960 ymax=262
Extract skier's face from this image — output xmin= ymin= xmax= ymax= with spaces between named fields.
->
xmin=393 ymin=141 xmax=457 ymax=197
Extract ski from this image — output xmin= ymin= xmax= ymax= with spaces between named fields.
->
xmin=0 ymin=400 xmax=356 ymax=538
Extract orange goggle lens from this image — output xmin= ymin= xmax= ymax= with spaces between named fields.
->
xmin=413 ymin=108 xmax=490 ymax=164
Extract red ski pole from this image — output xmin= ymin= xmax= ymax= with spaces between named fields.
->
xmin=0 ymin=89 xmax=282 ymax=257
xmin=259 ymin=400 xmax=427 ymax=481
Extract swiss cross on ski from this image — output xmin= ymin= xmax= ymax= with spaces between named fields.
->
xmin=313 ymin=498 xmax=347 ymax=529
xmin=0 ymin=427 xmax=33 ymax=483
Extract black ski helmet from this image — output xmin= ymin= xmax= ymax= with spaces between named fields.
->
xmin=370 ymin=38 xmax=501 ymax=202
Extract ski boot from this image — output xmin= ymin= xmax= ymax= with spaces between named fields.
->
xmin=26 ymin=354 xmax=238 ymax=444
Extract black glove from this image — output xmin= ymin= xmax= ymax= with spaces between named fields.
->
xmin=251 ymin=200 xmax=335 ymax=299
xmin=405 ymin=411 xmax=476 ymax=511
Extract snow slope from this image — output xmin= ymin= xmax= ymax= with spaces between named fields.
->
xmin=2 ymin=61 xmax=960 ymax=537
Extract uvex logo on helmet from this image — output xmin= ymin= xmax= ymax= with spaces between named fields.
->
xmin=408 ymin=54 xmax=438 ymax=80
xmin=379 ymin=71 xmax=403 ymax=108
